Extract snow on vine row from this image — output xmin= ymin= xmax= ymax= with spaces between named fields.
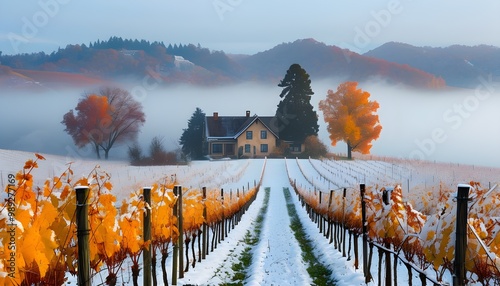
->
xmin=287 ymin=158 xmax=500 ymax=285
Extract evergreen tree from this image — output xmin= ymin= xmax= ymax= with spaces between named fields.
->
xmin=275 ymin=63 xmax=319 ymax=142
xmin=179 ymin=107 xmax=206 ymax=160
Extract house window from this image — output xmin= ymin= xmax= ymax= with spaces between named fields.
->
xmin=261 ymin=130 xmax=267 ymax=139
xmin=212 ymin=144 xmax=223 ymax=154
xmin=246 ymin=131 xmax=253 ymax=140
xmin=290 ymin=143 xmax=302 ymax=153
xmin=245 ymin=144 xmax=251 ymax=153
xmin=260 ymin=144 xmax=268 ymax=153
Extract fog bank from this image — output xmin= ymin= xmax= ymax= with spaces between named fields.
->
xmin=1 ymin=80 xmax=499 ymax=168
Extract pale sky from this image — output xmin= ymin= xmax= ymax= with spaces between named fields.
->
xmin=1 ymin=1 xmax=500 ymax=55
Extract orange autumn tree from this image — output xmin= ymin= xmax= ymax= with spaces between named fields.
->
xmin=62 ymin=94 xmax=111 ymax=159
xmin=62 ymin=87 xmax=146 ymax=160
xmin=318 ymin=81 xmax=382 ymax=159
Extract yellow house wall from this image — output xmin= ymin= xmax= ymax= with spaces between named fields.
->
xmin=236 ymin=120 xmax=277 ymax=157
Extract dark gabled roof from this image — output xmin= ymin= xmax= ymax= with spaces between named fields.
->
xmin=205 ymin=115 xmax=279 ymax=139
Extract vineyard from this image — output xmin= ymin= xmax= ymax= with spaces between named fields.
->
xmin=1 ymin=149 xmax=500 ymax=285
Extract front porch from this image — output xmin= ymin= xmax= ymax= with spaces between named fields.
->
xmin=208 ymin=141 xmax=236 ymax=159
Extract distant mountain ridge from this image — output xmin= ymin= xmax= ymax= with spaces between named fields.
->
xmin=364 ymin=42 xmax=500 ymax=88
xmin=1 ymin=37 xmax=495 ymax=90
xmin=236 ymin=39 xmax=445 ymax=88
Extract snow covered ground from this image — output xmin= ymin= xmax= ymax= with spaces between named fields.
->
xmin=1 ymin=149 xmax=499 ymax=285
xmin=245 ymin=160 xmax=312 ymax=286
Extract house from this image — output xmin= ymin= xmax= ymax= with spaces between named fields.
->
xmin=204 ymin=111 xmax=280 ymax=159
xmin=173 ymin=55 xmax=195 ymax=70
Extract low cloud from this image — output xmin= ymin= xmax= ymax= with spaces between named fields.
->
xmin=2 ymin=81 xmax=500 ymax=167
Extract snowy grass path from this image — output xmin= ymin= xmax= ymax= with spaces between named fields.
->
xmin=246 ymin=159 xmax=312 ymax=286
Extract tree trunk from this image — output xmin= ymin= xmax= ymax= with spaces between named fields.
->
xmin=347 ymin=231 xmax=352 ymax=261
xmin=333 ymin=221 xmax=338 ymax=249
xmin=191 ymin=234 xmax=197 ymax=268
xmin=197 ymin=229 xmax=202 ymax=263
xmin=405 ymin=262 xmax=413 ymax=286
xmin=211 ymin=226 xmax=216 ymax=252
xmin=419 ymin=272 xmax=426 ymax=286
xmin=337 ymin=222 xmax=342 ymax=246
xmin=105 ymin=273 xmax=117 ymax=286
xmin=377 ymin=247 xmax=383 ymax=286
xmin=342 ymin=226 xmax=347 ymax=257
xmin=353 ymin=233 xmax=359 ymax=269
xmin=161 ymin=247 xmax=169 ymax=286
xmin=152 ymin=247 xmax=158 ymax=286
xmin=366 ymin=242 xmax=374 ymax=282
xmin=184 ymin=237 xmax=190 ymax=273
xmin=131 ymin=263 xmax=140 ymax=286
xmin=95 ymin=143 xmax=101 ymax=159
xmin=325 ymin=219 xmax=331 ymax=241
xmin=347 ymin=143 xmax=352 ymax=160
xmin=217 ymin=221 xmax=222 ymax=244
xmin=385 ymin=243 xmax=391 ymax=286
xmin=393 ymin=252 xmax=398 ymax=286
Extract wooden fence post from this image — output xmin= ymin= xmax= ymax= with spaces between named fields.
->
xmin=176 ymin=185 xmax=184 ymax=279
xmin=385 ymin=242 xmax=391 ymax=286
xmin=172 ymin=186 xmax=179 ymax=286
xmin=454 ymin=184 xmax=471 ymax=286
xmin=221 ymin=188 xmax=225 ymax=240
xmin=202 ymin=187 xmax=207 ymax=260
xmin=328 ymin=190 xmax=334 ymax=210
xmin=319 ymin=192 xmax=323 ymax=233
xmin=342 ymin=188 xmax=347 ymax=257
xmin=360 ymin=184 xmax=371 ymax=283
xmin=75 ymin=186 xmax=90 ymax=286
xmin=230 ymin=190 xmax=234 ymax=230
xmin=143 ymin=187 xmax=152 ymax=286
xmin=327 ymin=190 xmax=333 ymax=241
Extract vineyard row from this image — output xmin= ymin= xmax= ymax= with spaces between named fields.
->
xmin=285 ymin=157 xmax=500 ymax=286
xmin=0 ymin=154 xmax=267 ymax=286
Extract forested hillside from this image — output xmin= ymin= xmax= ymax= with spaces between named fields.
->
xmin=0 ymin=37 xmax=448 ymax=89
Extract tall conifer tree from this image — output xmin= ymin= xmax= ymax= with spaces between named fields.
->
xmin=179 ymin=107 xmax=206 ymax=160
xmin=275 ymin=63 xmax=319 ymax=142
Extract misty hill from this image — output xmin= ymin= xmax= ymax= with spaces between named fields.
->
xmin=0 ymin=39 xmax=172 ymax=76
xmin=236 ymin=39 xmax=445 ymax=88
xmin=0 ymin=37 xmax=235 ymax=88
xmin=364 ymin=42 xmax=500 ymax=88
xmin=0 ymin=37 xmax=452 ymax=89
xmin=0 ymin=64 xmax=108 ymax=90
xmin=0 ymin=65 xmax=39 ymax=88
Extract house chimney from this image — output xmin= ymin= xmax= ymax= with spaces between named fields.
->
xmin=213 ymin=112 xmax=218 ymax=120
xmin=246 ymin=110 xmax=250 ymax=118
